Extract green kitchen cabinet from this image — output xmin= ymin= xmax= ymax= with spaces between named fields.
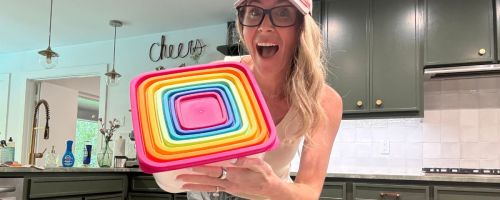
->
xmin=370 ymin=0 xmax=420 ymax=113
xmin=325 ymin=0 xmax=421 ymax=115
xmin=325 ymin=0 xmax=370 ymax=114
xmin=320 ymin=182 xmax=346 ymax=200
xmin=129 ymin=175 xmax=183 ymax=199
xmin=313 ymin=0 xmax=322 ymax=25
xmin=128 ymin=193 xmax=173 ymax=200
xmin=84 ymin=194 xmax=123 ymax=200
xmin=434 ymin=186 xmax=500 ymax=200
xmin=425 ymin=0 xmax=495 ymax=65
xmin=354 ymin=183 xmax=430 ymax=200
xmin=28 ymin=175 xmax=127 ymax=199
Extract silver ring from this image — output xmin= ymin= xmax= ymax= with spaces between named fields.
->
xmin=218 ymin=167 xmax=228 ymax=180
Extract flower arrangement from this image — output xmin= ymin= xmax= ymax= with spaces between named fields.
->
xmin=97 ymin=118 xmax=120 ymax=167
xmin=98 ymin=118 xmax=120 ymax=143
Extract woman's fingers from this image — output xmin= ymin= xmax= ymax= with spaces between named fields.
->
xmin=234 ymin=157 xmax=271 ymax=173
xmin=176 ymin=174 xmax=227 ymax=187
xmin=191 ymin=166 xmax=224 ymax=178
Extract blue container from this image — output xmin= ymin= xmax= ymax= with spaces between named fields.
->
xmin=62 ymin=140 xmax=75 ymax=167
xmin=83 ymin=144 xmax=92 ymax=165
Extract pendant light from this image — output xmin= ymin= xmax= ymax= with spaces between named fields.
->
xmin=38 ymin=0 xmax=59 ymax=69
xmin=105 ymin=20 xmax=123 ymax=86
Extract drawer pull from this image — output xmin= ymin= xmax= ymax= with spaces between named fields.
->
xmin=356 ymin=100 xmax=363 ymax=108
xmin=0 ymin=187 xmax=15 ymax=193
xmin=380 ymin=192 xmax=400 ymax=199
xmin=478 ymin=48 xmax=486 ymax=56
xmin=375 ymin=99 xmax=383 ymax=107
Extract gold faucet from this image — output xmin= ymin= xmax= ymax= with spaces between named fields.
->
xmin=29 ymin=99 xmax=50 ymax=165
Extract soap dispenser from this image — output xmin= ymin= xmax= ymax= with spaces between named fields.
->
xmin=45 ymin=145 xmax=58 ymax=168
xmin=62 ymin=140 xmax=75 ymax=167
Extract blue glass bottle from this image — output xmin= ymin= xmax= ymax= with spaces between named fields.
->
xmin=83 ymin=141 xmax=92 ymax=167
xmin=62 ymin=140 xmax=75 ymax=167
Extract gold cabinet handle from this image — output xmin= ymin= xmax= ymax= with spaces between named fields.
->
xmin=375 ymin=99 xmax=383 ymax=107
xmin=479 ymin=48 xmax=486 ymax=56
xmin=356 ymin=100 xmax=363 ymax=108
xmin=380 ymin=192 xmax=400 ymax=199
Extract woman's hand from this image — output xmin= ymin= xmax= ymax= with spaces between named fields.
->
xmin=176 ymin=157 xmax=283 ymax=198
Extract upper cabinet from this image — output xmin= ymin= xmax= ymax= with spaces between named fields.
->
xmin=425 ymin=0 xmax=495 ymax=65
xmin=325 ymin=0 xmax=370 ymax=114
xmin=325 ymin=0 xmax=421 ymax=116
xmin=371 ymin=0 xmax=420 ymax=113
xmin=312 ymin=0 xmax=322 ymax=25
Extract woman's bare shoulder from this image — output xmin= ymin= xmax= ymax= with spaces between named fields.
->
xmin=320 ymin=84 xmax=343 ymax=120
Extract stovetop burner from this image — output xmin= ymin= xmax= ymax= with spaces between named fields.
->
xmin=423 ymin=168 xmax=500 ymax=175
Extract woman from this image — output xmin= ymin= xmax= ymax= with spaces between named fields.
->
xmin=155 ymin=0 xmax=342 ymax=199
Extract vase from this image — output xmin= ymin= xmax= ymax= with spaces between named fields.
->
xmin=97 ymin=141 xmax=113 ymax=168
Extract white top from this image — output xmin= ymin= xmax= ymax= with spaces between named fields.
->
xmin=153 ymin=56 xmax=303 ymax=200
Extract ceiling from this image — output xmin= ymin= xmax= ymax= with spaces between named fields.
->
xmin=0 ymin=0 xmax=236 ymax=55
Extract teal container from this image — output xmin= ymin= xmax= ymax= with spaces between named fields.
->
xmin=62 ymin=140 xmax=75 ymax=167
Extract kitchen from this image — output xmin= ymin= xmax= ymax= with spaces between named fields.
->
xmin=1 ymin=0 xmax=500 ymax=199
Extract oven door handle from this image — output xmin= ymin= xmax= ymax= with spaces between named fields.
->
xmin=0 ymin=187 xmax=15 ymax=193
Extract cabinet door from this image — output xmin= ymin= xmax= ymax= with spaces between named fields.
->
xmin=29 ymin=176 xmax=125 ymax=199
xmin=325 ymin=0 xmax=370 ymax=113
xmin=371 ymin=0 xmax=420 ymax=112
xmin=320 ymin=182 xmax=346 ymax=200
xmin=435 ymin=186 xmax=500 ymax=200
xmin=354 ymin=183 xmax=429 ymax=200
xmin=425 ymin=0 xmax=494 ymax=65
xmin=129 ymin=193 xmax=173 ymax=200
xmin=84 ymin=193 xmax=122 ymax=200
xmin=313 ymin=0 xmax=322 ymax=24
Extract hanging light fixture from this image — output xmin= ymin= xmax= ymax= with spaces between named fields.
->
xmin=38 ymin=0 xmax=59 ymax=69
xmin=105 ymin=20 xmax=123 ymax=86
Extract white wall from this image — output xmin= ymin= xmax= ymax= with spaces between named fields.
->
xmin=46 ymin=77 xmax=100 ymax=98
xmin=0 ymin=73 xmax=10 ymax=140
xmin=0 ymin=23 xmax=226 ymax=162
xmin=38 ymin=82 xmax=78 ymax=166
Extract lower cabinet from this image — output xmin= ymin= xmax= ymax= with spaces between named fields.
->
xmin=84 ymin=194 xmax=123 ymax=200
xmin=353 ymin=183 xmax=429 ymax=200
xmin=128 ymin=192 xmax=173 ymax=200
xmin=28 ymin=175 xmax=127 ymax=199
xmin=434 ymin=186 xmax=500 ymax=200
xmin=320 ymin=182 xmax=346 ymax=200
xmin=129 ymin=175 xmax=187 ymax=200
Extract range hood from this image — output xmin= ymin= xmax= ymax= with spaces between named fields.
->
xmin=424 ymin=64 xmax=500 ymax=79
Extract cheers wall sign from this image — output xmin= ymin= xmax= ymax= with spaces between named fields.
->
xmin=149 ymin=35 xmax=207 ymax=62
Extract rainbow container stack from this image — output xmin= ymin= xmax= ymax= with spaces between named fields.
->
xmin=130 ymin=62 xmax=278 ymax=173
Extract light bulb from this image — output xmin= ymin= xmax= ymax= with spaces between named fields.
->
xmin=39 ymin=54 xmax=58 ymax=69
xmin=107 ymin=76 xmax=120 ymax=86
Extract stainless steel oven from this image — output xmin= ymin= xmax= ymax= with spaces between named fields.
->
xmin=0 ymin=178 xmax=24 ymax=200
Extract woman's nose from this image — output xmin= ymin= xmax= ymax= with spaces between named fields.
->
xmin=258 ymin=14 xmax=274 ymax=32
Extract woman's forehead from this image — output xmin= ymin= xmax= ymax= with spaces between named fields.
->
xmin=247 ymin=0 xmax=292 ymax=6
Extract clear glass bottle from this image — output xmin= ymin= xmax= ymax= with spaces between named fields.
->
xmin=45 ymin=145 xmax=58 ymax=168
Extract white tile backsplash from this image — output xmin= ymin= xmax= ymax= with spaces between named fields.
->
xmin=480 ymin=159 xmax=499 ymax=169
xmin=423 ymin=143 xmax=441 ymax=159
xmin=320 ymin=76 xmax=500 ymax=175
xmin=479 ymin=126 xmax=498 ymax=142
xmin=440 ymin=143 xmax=460 ymax=159
xmin=460 ymin=126 xmax=480 ymax=142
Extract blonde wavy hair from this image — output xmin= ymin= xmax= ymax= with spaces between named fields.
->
xmin=236 ymin=12 xmax=326 ymax=142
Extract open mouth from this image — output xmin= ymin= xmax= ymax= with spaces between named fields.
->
xmin=256 ymin=43 xmax=279 ymax=58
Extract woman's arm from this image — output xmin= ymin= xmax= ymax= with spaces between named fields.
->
xmin=266 ymin=85 xmax=343 ymax=200
xmin=177 ymin=85 xmax=343 ymax=200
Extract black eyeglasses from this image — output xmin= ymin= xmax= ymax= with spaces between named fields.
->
xmin=237 ymin=5 xmax=301 ymax=27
